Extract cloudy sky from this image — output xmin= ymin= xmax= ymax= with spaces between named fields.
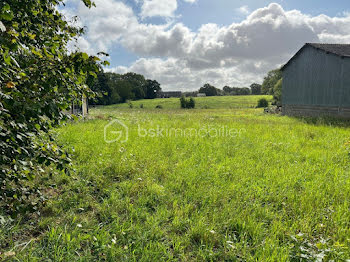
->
xmin=63 ymin=0 xmax=350 ymax=91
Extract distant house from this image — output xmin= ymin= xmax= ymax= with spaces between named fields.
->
xmin=159 ymin=91 xmax=182 ymax=98
xmin=282 ymin=43 xmax=350 ymax=118
xmin=197 ymin=93 xmax=206 ymax=97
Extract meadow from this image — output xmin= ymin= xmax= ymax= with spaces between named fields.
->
xmin=1 ymin=95 xmax=350 ymax=261
xmin=100 ymin=95 xmax=269 ymax=110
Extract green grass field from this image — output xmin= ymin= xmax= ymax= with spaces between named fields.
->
xmin=99 ymin=95 xmax=271 ymax=110
xmin=2 ymin=95 xmax=350 ymax=261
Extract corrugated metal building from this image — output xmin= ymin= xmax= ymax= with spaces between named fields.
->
xmin=282 ymin=43 xmax=350 ymax=117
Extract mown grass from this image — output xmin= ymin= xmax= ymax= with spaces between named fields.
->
xmin=1 ymin=96 xmax=350 ymax=261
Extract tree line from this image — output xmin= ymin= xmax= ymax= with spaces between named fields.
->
xmin=91 ymin=68 xmax=282 ymax=106
xmin=186 ymin=68 xmax=282 ymax=106
xmin=90 ymin=72 xmax=162 ymax=105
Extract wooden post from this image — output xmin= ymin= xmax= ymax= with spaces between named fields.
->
xmin=82 ymin=95 xmax=88 ymax=117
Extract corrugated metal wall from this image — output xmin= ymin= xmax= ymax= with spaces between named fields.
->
xmin=282 ymin=45 xmax=350 ymax=107
xmin=342 ymin=58 xmax=350 ymax=106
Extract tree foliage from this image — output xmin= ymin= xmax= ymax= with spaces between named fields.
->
xmin=250 ymin=83 xmax=262 ymax=95
xmin=144 ymin=79 xmax=161 ymax=99
xmin=199 ymin=83 xmax=220 ymax=96
xmin=0 ymin=0 xmax=104 ymax=215
xmin=257 ymin=98 xmax=269 ymax=108
xmin=180 ymin=96 xmax=195 ymax=109
xmin=273 ymin=78 xmax=283 ymax=106
xmin=261 ymin=69 xmax=282 ymax=95
xmin=223 ymin=86 xmax=251 ymax=96
xmin=91 ymin=72 xmax=161 ymax=104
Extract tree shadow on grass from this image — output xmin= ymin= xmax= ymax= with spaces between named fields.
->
xmin=291 ymin=115 xmax=350 ymax=128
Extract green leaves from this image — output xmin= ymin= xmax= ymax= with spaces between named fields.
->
xmin=0 ymin=0 xmax=102 ymax=216
xmin=82 ymin=0 xmax=93 ymax=7
xmin=81 ymin=52 xmax=89 ymax=60
xmin=2 ymin=49 xmax=11 ymax=65
xmin=0 ymin=3 xmax=14 ymax=21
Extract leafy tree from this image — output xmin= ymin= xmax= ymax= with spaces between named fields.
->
xmin=223 ymin=86 xmax=251 ymax=96
xmin=261 ymin=69 xmax=282 ymax=95
xmin=109 ymin=88 xmax=122 ymax=104
xmin=199 ymin=83 xmax=218 ymax=96
xmin=144 ymin=79 xmax=161 ymax=99
xmin=123 ymin=72 xmax=146 ymax=100
xmin=0 ymin=0 xmax=104 ymax=215
xmin=115 ymin=80 xmax=134 ymax=103
xmin=250 ymin=83 xmax=262 ymax=95
xmin=90 ymin=72 xmax=110 ymax=105
xmin=272 ymin=78 xmax=283 ymax=106
xmin=223 ymin=86 xmax=231 ymax=94
xmin=91 ymin=72 xmax=161 ymax=104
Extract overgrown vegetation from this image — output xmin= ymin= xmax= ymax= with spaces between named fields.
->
xmin=257 ymin=98 xmax=269 ymax=108
xmin=261 ymin=69 xmax=282 ymax=95
xmin=180 ymin=96 xmax=195 ymax=109
xmin=273 ymin=78 xmax=283 ymax=106
xmin=2 ymin=97 xmax=350 ymax=261
xmin=0 ymin=0 xmax=103 ymax=215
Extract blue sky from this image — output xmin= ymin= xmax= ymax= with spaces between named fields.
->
xmin=113 ymin=0 xmax=350 ymax=67
xmin=177 ymin=0 xmax=348 ymax=28
xmin=64 ymin=0 xmax=350 ymax=90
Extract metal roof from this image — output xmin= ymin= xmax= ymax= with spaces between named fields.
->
xmin=281 ymin=43 xmax=350 ymax=71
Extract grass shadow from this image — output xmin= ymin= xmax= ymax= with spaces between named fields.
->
xmin=291 ymin=115 xmax=350 ymax=128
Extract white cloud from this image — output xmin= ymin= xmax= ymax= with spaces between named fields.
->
xmin=107 ymin=57 xmax=276 ymax=91
xmin=236 ymin=5 xmax=250 ymax=15
xmin=183 ymin=0 xmax=197 ymax=3
xmin=140 ymin=0 xmax=177 ymax=18
xmin=63 ymin=1 xmax=350 ymax=90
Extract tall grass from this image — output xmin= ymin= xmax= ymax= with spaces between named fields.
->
xmin=1 ymin=96 xmax=350 ymax=261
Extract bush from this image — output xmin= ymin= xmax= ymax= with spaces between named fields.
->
xmin=140 ymin=104 xmax=144 ymax=109
xmin=180 ymin=96 xmax=187 ymax=108
xmin=188 ymin=97 xmax=195 ymax=108
xmin=180 ymin=96 xmax=196 ymax=109
xmin=0 ymin=0 xmax=103 ymax=216
xmin=155 ymin=105 xmax=163 ymax=109
xmin=257 ymin=98 xmax=269 ymax=108
xmin=127 ymin=101 xmax=133 ymax=108
xmin=273 ymin=78 xmax=282 ymax=106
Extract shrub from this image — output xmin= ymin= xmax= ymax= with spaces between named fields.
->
xmin=0 ymin=0 xmax=103 ymax=216
xmin=257 ymin=98 xmax=269 ymax=108
xmin=155 ymin=105 xmax=163 ymax=109
xmin=273 ymin=78 xmax=282 ymax=106
xmin=140 ymin=104 xmax=144 ymax=109
xmin=180 ymin=96 xmax=196 ymax=109
xmin=127 ymin=101 xmax=133 ymax=108
xmin=180 ymin=96 xmax=187 ymax=108
xmin=188 ymin=97 xmax=195 ymax=109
